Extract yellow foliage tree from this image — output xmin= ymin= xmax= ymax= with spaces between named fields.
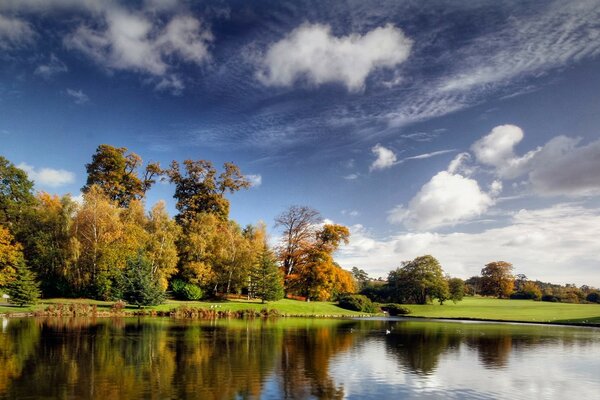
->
xmin=0 ymin=225 xmax=24 ymax=287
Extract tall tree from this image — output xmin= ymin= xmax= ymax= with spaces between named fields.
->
xmin=146 ymin=201 xmax=180 ymax=291
xmin=20 ymin=193 xmax=78 ymax=297
xmin=387 ymin=255 xmax=448 ymax=304
xmin=82 ymin=144 xmax=161 ymax=207
xmin=0 ymin=156 xmax=35 ymax=231
xmin=250 ymin=245 xmax=284 ymax=303
xmin=480 ymin=261 xmax=514 ymax=298
xmin=275 ymin=205 xmax=321 ymax=277
xmin=166 ymin=160 xmax=250 ymax=223
xmin=447 ymin=277 xmax=465 ymax=303
xmin=72 ymin=185 xmax=124 ymax=298
xmin=351 ymin=267 xmax=369 ymax=291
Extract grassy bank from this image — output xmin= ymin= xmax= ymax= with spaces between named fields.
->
xmin=0 ymin=298 xmax=367 ymax=317
xmin=1 ymin=297 xmax=599 ymax=325
xmin=403 ymin=297 xmax=600 ymax=325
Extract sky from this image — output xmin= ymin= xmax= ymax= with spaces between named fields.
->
xmin=1 ymin=0 xmax=600 ymax=286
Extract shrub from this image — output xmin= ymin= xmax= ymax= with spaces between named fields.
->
xmin=338 ymin=294 xmax=378 ymax=313
xmin=382 ymin=303 xmax=411 ymax=316
xmin=586 ymin=292 xmax=600 ymax=304
xmin=172 ymin=279 xmax=204 ymax=300
xmin=541 ymin=294 xmax=560 ymax=302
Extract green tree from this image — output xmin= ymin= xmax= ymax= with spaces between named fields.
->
xmin=120 ymin=255 xmax=165 ymax=307
xmin=387 ymin=255 xmax=448 ymax=304
xmin=6 ymin=262 xmax=41 ymax=306
xmin=447 ymin=277 xmax=465 ymax=303
xmin=0 ymin=156 xmax=35 ymax=230
xmin=166 ymin=160 xmax=250 ymax=223
xmin=83 ymin=144 xmax=161 ymax=207
xmin=351 ymin=267 xmax=369 ymax=291
xmin=480 ymin=261 xmax=514 ymax=298
xmin=250 ymin=246 xmax=284 ymax=303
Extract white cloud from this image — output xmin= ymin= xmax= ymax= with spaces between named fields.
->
xmin=34 ymin=54 xmax=68 ymax=79
xmin=528 ymin=136 xmax=600 ymax=196
xmin=60 ymin=6 xmax=212 ymax=91
xmin=246 ymin=174 xmax=262 ymax=187
xmin=66 ymin=88 xmax=89 ymax=104
xmin=17 ymin=163 xmax=75 ymax=187
xmin=339 ymin=204 xmax=600 ymax=287
xmin=472 ymin=124 xmax=600 ymax=197
xmin=0 ymin=13 xmax=35 ymax=49
xmin=369 ymin=144 xmax=397 ymax=171
xmin=257 ymin=23 xmax=412 ymax=91
xmin=341 ymin=209 xmax=360 ymax=217
xmin=399 ymin=149 xmax=456 ymax=162
xmin=388 ymin=170 xmax=495 ymax=230
xmin=344 ymin=173 xmax=360 ymax=180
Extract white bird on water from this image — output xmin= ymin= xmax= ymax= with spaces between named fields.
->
xmin=386 ymin=329 xmax=391 ymax=335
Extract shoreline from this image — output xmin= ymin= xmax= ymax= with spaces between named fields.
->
xmin=2 ymin=310 xmax=599 ymax=328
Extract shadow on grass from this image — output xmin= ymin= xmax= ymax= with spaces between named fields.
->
xmin=553 ymin=316 xmax=600 ymax=325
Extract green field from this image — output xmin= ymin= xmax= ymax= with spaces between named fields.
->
xmin=403 ymin=296 xmax=600 ymax=325
xmin=1 ymin=297 xmax=600 ymax=325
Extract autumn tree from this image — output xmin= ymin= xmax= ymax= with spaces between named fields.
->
xmin=146 ymin=201 xmax=180 ymax=290
xmin=0 ymin=225 xmax=24 ymax=287
xmin=480 ymin=261 xmax=514 ymax=298
xmin=0 ymin=156 xmax=35 ymax=231
xmin=166 ymin=160 xmax=250 ymax=223
xmin=387 ymin=255 xmax=448 ymax=304
xmin=82 ymin=144 xmax=161 ymax=207
xmin=71 ymin=185 xmax=124 ymax=299
xmin=20 ymin=193 xmax=78 ymax=297
xmin=275 ymin=205 xmax=321 ymax=278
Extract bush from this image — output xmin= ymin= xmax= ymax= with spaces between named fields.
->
xmin=541 ymin=294 xmax=560 ymax=302
xmin=586 ymin=292 xmax=600 ymax=304
xmin=171 ymin=279 xmax=203 ymax=300
xmin=338 ymin=294 xmax=378 ymax=313
xmin=381 ymin=303 xmax=411 ymax=316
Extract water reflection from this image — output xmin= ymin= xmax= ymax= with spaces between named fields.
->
xmin=0 ymin=317 xmax=598 ymax=399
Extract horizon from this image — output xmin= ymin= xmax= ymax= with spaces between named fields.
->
xmin=1 ymin=0 xmax=600 ymax=287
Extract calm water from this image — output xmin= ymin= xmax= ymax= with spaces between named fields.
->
xmin=0 ymin=317 xmax=599 ymax=399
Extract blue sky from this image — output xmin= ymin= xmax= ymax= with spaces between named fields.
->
xmin=1 ymin=0 xmax=600 ymax=286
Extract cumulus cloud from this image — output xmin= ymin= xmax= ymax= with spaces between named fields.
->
xmin=246 ymin=174 xmax=262 ymax=187
xmin=339 ymin=204 xmax=600 ymax=287
xmin=369 ymin=144 xmax=397 ymax=171
xmin=257 ymin=23 xmax=412 ymax=91
xmin=388 ymin=170 xmax=495 ymax=230
xmin=0 ymin=13 xmax=36 ymax=49
xmin=472 ymin=124 xmax=600 ymax=197
xmin=66 ymin=88 xmax=89 ymax=104
xmin=34 ymin=54 xmax=68 ymax=79
xmin=17 ymin=163 xmax=75 ymax=187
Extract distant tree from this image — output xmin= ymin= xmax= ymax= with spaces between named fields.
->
xmin=0 ymin=156 xmax=35 ymax=230
xmin=586 ymin=292 xmax=600 ymax=304
xmin=250 ymin=246 xmax=284 ymax=303
xmin=166 ymin=160 xmax=250 ymax=223
xmin=83 ymin=144 xmax=161 ymax=207
xmin=520 ymin=281 xmax=542 ymax=300
xmin=351 ymin=267 xmax=369 ymax=290
xmin=6 ymin=262 xmax=41 ymax=307
xmin=274 ymin=205 xmax=321 ymax=278
xmin=480 ymin=261 xmax=514 ymax=298
xmin=388 ymin=255 xmax=448 ymax=305
xmin=120 ymin=255 xmax=165 ymax=307
xmin=448 ymin=277 xmax=465 ymax=303
xmin=464 ymin=276 xmax=482 ymax=296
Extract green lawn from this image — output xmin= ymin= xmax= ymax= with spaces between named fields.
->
xmin=2 ymin=297 xmax=599 ymax=325
xmin=403 ymin=297 xmax=600 ymax=324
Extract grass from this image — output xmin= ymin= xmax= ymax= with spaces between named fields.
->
xmin=402 ymin=296 xmax=600 ymax=325
xmin=2 ymin=296 xmax=599 ymax=325
xmin=0 ymin=298 xmax=366 ymax=317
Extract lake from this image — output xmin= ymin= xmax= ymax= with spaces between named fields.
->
xmin=0 ymin=317 xmax=599 ymax=399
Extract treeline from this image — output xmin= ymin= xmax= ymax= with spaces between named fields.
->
xmin=0 ymin=146 xmax=354 ymax=306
